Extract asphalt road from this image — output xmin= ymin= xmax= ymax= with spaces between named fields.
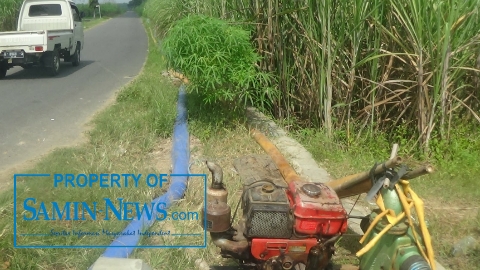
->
xmin=0 ymin=11 xmax=148 ymax=172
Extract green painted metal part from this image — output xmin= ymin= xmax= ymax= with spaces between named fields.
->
xmin=359 ymin=189 xmax=428 ymax=270
xmin=381 ymin=189 xmax=403 ymax=216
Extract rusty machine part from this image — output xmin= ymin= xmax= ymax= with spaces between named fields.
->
xmin=206 ymin=161 xmax=229 ymax=204
xmin=251 ymin=129 xmax=302 ymax=184
xmin=203 ymin=201 xmax=231 ymax=233
xmin=331 ymin=164 xmax=434 ymax=199
xmin=402 ymin=165 xmax=434 ymax=180
xmin=326 ymin=156 xmax=403 ymax=193
xmin=326 ymin=140 xmax=434 ymax=199
xmin=211 ymin=230 xmax=249 ymax=254
xmin=201 ymin=161 xmax=232 ymax=233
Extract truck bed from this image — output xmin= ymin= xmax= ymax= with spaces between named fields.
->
xmin=0 ymin=29 xmax=73 ymax=53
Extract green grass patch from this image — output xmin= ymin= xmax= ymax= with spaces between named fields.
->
xmin=0 ymin=21 xmax=178 ymax=269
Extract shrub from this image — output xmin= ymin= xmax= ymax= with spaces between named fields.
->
xmin=161 ymin=15 xmax=277 ymax=108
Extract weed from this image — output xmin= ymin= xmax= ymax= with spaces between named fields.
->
xmin=161 ymin=14 xmax=278 ymax=110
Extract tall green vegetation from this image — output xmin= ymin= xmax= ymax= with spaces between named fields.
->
xmin=142 ymin=0 xmax=194 ymax=38
xmin=143 ymin=0 xmax=480 ymax=155
xmin=161 ymin=15 xmax=276 ymax=107
xmin=0 ymin=0 xmax=22 ymax=31
xmin=77 ymin=3 xmax=127 ymax=18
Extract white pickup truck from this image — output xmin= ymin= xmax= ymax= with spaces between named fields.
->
xmin=0 ymin=0 xmax=85 ymax=79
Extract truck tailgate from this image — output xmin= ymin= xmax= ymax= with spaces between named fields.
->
xmin=0 ymin=31 xmax=46 ymax=52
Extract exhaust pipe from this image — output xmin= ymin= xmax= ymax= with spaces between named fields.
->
xmin=203 ymin=162 xmax=248 ymax=254
xmin=205 ymin=161 xmax=229 ymax=204
xmin=206 ymin=161 xmax=224 ymax=189
xmin=201 ymin=161 xmax=231 ymax=232
xmin=210 ymin=232 xmax=249 ymax=254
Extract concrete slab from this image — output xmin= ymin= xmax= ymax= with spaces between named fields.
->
xmin=246 ymin=107 xmax=332 ymax=184
xmin=88 ymin=257 xmax=152 ymax=270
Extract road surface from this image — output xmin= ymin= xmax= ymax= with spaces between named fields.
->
xmin=0 ymin=11 xmax=148 ymax=173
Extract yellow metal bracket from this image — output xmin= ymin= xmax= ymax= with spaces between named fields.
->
xmin=356 ymin=180 xmax=436 ymax=270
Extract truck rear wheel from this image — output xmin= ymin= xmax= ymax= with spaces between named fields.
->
xmin=0 ymin=68 xmax=6 ymax=79
xmin=72 ymin=43 xmax=80 ymax=67
xmin=47 ymin=48 xmax=61 ymax=76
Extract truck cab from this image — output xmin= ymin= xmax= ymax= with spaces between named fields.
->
xmin=0 ymin=0 xmax=85 ymax=79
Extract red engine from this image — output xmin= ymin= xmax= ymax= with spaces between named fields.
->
xmin=203 ymin=159 xmax=348 ymax=270
xmin=289 ymin=181 xmax=348 ymax=236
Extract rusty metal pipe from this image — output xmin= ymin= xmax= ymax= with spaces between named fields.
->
xmin=251 ymin=129 xmax=302 ymax=184
xmin=327 ymin=156 xmax=402 ymax=192
xmin=334 ymin=165 xmax=433 ymax=199
xmin=402 ymin=165 xmax=434 ymax=180
xmin=210 ymin=232 xmax=249 ymax=253
xmin=206 ymin=161 xmax=224 ymax=189
xmin=335 ymin=180 xmax=373 ymax=199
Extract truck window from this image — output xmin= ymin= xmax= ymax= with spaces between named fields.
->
xmin=28 ymin=4 xmax=63 ymax=17
xmin=71 ymin=7 xmax=80 ymax=22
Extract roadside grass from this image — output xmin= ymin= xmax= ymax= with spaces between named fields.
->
xmin=0 ymin=22 xmax=178 ymax=269
xmin=83 ymin=17 xmax=111 ymax=30
xmin=293 ymin=128 xmax=480 ymax=270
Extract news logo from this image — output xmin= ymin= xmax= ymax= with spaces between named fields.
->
xmin=13 ymin=173 xmax=207 ymax=248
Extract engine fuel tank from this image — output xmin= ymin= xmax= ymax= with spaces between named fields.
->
xmin=288 ymin=181 xmax=348 ymax=236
